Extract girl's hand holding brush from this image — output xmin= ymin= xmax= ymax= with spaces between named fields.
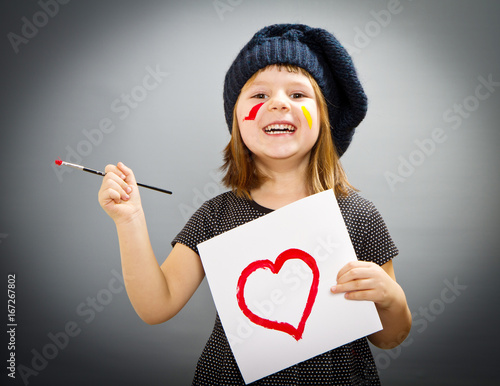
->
xmin=98 ymin=162 xmax=144 ymax=225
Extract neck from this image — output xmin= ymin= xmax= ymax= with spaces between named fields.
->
xmin=250 ymin=157 xmax=310 ymax=210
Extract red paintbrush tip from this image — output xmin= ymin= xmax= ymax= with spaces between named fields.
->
xmin=55 ymin=159 xmax=63 ymax=166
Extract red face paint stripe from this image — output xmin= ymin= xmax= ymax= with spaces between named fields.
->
xmin=236 ymin=248 xmax=320 ymax=341
xmin=243 ymin=102 xmax=264 ymax=121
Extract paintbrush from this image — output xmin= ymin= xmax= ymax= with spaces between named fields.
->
xmin=55 ymin=160 xmax=172 ymax=195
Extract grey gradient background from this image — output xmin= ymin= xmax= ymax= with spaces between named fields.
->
xmin=1 ymin=0 xmax=499 ymax=385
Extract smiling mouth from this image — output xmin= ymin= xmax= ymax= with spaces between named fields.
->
xmin=263 ymin=124 xmax=297 ymax=134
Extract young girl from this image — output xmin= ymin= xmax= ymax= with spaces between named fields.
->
xmin=98 ymin=24 xmax=411 ymax=385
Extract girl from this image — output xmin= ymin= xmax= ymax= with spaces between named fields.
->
xmin=98 ymin=24 xmax=411 ymax=385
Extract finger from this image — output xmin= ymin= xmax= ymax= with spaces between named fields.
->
xmin=104 ymin=163 xmax=131 ymax=186
xmin=106 ymin=187 xmax=123 ymax=204
xmin=344 ymin=288 xmax=378 ymax=301
xmin=338 ymin=261 xmax=382 ymax=284
xmin=104 ymin=164 xmax=125 ymax=179
xmin=106 ymin=177 xmax=130 ymax=201
xmin=332 ymin=278 xmax=374 ymax=294
xmin=99 ymin=181 xmax=123 ymax=205
xmin=105 ymin=171 xmax=131 ymax=195
xmin=117 ymin=162 xmax=137 ymax=185
xmin=99 ymin=172 xmax=130 ymax=201
xmin=337 ymin=267 xmax=371 ymax=285
xmin=336 ymin=261 xmax=372 ymax=281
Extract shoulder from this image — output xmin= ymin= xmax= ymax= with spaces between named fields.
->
xmin=337 ymin=189 xmax=379 ymax=223
xmin=193 ymin=191 xmax=267 ymax=236
xmin=337 ymin=189 xmax=399 ymax=263
xmin=172 ymin=191 xmax=248 ymax=252
xmin=196 ymin=191 xmax=248 ymax=216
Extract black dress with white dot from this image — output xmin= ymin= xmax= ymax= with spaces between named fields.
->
xmin=172 ymin=190 xmax=398 ymax=385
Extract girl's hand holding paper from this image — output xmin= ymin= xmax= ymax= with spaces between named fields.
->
xmin=331 ymin=260 xmax=410 ymax=349
xmin=332 ymin=261 xmax=400 ymax=307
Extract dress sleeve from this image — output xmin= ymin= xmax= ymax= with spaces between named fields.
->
xmin=171 ymin=201 xmax=214 ymax=255
xmin=357 ymin=203 xmax=399 ymax=266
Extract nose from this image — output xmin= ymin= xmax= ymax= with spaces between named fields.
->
xmin=268 ymin=92 xmax=290 ymax=112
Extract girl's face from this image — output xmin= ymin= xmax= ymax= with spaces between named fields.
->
xmin=236 ymin=66 xmax=320 ymax=167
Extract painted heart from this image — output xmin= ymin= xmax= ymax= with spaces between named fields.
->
xmin=236 ymin=248 xmax=320 ymax=341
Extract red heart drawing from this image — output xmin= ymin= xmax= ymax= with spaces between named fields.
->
xmin=236 ymin=248 xmax=320 ymax=341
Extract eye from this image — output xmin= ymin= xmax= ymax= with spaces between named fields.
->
xmin=252 ymin=93 xmax=268 ymax=99
xmin=290 ymin=92 xmax=305 ymax=99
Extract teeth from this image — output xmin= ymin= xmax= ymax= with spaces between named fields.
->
xmin=264 ymin=124 xmax=296 ymax=134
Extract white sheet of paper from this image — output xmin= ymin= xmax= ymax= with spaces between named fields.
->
xmin=198 ymin=190 xmax=382 ymax=384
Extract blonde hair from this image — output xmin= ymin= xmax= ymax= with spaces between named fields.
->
xmin=221 ymin=64 xmax=355 ymax=199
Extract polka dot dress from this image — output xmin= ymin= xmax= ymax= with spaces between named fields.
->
xmin=172 ymin=190 xmax=398 ymax=385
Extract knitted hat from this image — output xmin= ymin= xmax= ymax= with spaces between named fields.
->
xmin=223 ymin=24 xmax=367 ymax=156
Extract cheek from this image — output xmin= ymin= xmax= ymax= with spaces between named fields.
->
xmin=236 ymin=102 xmax=265 ymax=124
xmin=235 ymin=104 xmax=244 ymax=124
xmin=301 ymin=106 xmax=313 ymax=129
xmin=301 ymin=106 xmax=320 ymax=146
xmin=243 ymin=103 xmax=264 ymax=121
xmin=238 ymin=123 xmax=255 ymax=147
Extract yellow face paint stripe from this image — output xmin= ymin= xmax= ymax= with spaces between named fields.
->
xmin=301 ymin=106 xmax=312 ymax=129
